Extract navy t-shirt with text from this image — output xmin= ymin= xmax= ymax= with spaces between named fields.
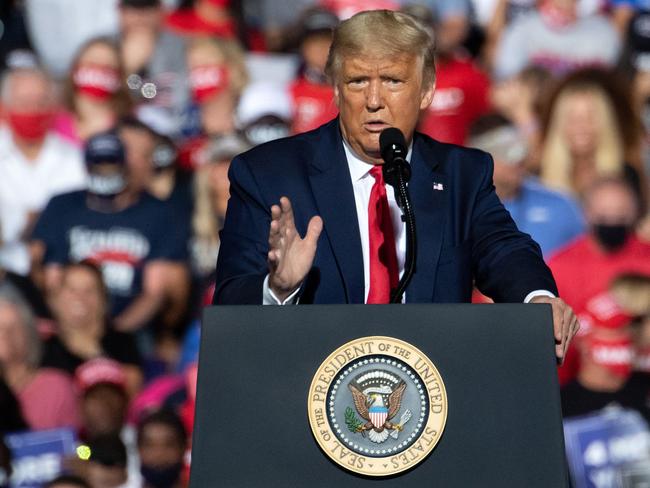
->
xmin=33 ymin=190 xmax=189 ymax=316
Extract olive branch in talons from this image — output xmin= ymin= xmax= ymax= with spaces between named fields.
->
xmin=345 ymin=407 xmax=365 ymax=436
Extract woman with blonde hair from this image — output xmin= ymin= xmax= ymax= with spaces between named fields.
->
xmin=59 ymin=37 xmax=132 ymax=143
xmin=539 ymin=68 xmax=646 ymax=198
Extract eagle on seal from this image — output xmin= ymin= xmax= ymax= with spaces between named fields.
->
xmin=348 ymin=381 xmax=407 ymax=443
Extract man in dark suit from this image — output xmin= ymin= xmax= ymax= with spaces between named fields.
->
xmin=214 ymin=10 xmax=579 ymax=361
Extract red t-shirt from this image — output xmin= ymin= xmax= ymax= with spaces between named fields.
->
xmin=289 ymin=78 xmax=338 ymax=135
xmin=549 ymin=235 xmax=650 ymax=384
xmin=418 ymin=57 xmax=490 ymax=146
xmin=165 ymin=9 xmax=235 ymax=38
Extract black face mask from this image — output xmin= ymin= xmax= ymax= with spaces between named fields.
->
xmin=140 ymin=462 xmax=183 ymax=488
xmin=593 ymin=224 xmax=631 ymax=252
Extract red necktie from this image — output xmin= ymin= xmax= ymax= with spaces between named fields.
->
xmin=367 ymin=165 xmax=399 ymax=304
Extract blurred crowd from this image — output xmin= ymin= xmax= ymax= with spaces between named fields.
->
xmin=0 ymin=0 xmax=650 ymax=486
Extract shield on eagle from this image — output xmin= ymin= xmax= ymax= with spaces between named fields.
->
xmin=369 ymin=404 xmax=388 ymax=429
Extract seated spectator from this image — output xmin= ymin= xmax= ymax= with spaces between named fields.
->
xmin=179 ymin=36 xmax=248 ymax=168
xmin=31 ymin=132 xmax=190 ymax=337
xmin=538 ymin=69 xmax=645 ymax=197
xmin=0 ymin=292 xmax=79 ymax=430
xmin=41 ymin=262 xmax=142 ymax=396
xmin=469 ymin=114 xmax=585 ymax=257
xmin=59 ymin=37 xmax=132 ymax=143
xmin=76 ymin=358 xmax=130 ymax=441
xmin=288 ymin=7 xmax=339 ymax=134
xmin=0 ymin=66 xmax=86 ymax=277
xmin=45 ymin=474 xmax=91 ymax=488
xmin=117 ymin=118 xmax=192 ymax=338
xmin=136 ymin=409 xmax=188 ymax=488
xmin=550 ymin=177 xmax=650 ymax=384
xmin=410 ymin=4 xmax=491 ymax=146
xmin=117 ymin=0 xmax=189 ymax=138
xmin=493 ymin=0 xmax=620 ymax=80
xmin=561 ymin=322 xmax=649 ymax=421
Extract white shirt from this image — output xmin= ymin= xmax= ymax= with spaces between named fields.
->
xmin=263 ymin=139 xmax=553 ymax=304
xmin=0 ymin=126 xmax=87 ymax=274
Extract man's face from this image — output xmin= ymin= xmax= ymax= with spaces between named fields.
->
xmin=585 ymin=184 xmax=637 ymax=228
xmin=119 ymin=126 xmax=155 ymax=191
xmin=5 ymin=73 xmax=52 ymax=113
xmin=334 ymin=53 xmax=434 ymax=165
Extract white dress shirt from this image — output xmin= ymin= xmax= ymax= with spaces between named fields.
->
xmin=263 ymin=140 xmax=553 ymax=304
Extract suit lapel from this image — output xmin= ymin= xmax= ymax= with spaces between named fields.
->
xmin=405 ymin=135 xmax=448 ymax=303
xmin=308 ymin=120 xmax=365 ymax=303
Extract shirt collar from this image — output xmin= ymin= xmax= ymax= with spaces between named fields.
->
xmin=342 ymin=136 xmax=414 ymax=182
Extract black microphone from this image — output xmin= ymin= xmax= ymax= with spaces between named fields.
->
xmin=379 ymin=128 xmax=417 ymax=304
xmin=379 ymin=128 xmax=411 ymax=189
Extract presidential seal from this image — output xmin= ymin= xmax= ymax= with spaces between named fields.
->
xmin=308 ymin=336 xmax=447 ymax=477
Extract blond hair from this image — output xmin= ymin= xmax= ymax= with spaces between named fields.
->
xmin=187 ymin=37 xmax=249 ymax=98
xmin=540 ymin=85 xmax=624 ymax=194
xmin=325 ymin=10 xmax=436 ymax=86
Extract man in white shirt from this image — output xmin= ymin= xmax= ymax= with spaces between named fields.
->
xmin=0 ymin=67 xmax=86 ymax=275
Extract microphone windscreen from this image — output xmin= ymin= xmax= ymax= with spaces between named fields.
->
xmin=380 ymin=127 xmax=407 ymax=163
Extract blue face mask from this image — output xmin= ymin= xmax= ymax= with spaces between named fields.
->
xmin=140 ymin=462 xmax=183 ymax=488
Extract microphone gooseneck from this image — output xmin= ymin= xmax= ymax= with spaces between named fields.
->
xmin=379 ymin=128 xmax=417 ymax=304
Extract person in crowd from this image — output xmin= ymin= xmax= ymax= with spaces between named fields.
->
xmin=190 ymin=133 xmax=251 ymax=283
xmin=0 ymin=292 xmax=79 ymax=430
xmin=561 ymin=320 xmax=649 ymax=421
xmin=610 ymin=0 xmax=650 ymax=35
xmin=538 ymin=68 xmax=646 ymax=197
xmin=118 ymin=0 xmax=189 ymax=138
xmin=493 ymin=0 xmax=620 ymax=80
xmin=165 ymin=0 xmax=237 ymax=39
xmin=83 ymin=435 xmax=131 ymax=488
xmin=136 ymin=409 xmax=188 ymax=488
xmin=409 ymin=4 xmax=491 ymax=146
xmin=117 ymin=118 xmax=192 ymax=339
xmin=0 ymin=263 xmax=51 ymax=320
xmin=490 ymin=66 xmax=553 ymax=171
xmin=45 ymin=475 xmax=92 ymax=488
xmin=288 ymin=7 xmax=339 ymax=135
xmin=236 ymin=81 xmax=292 ymax=146
xmin=550 ymin=177 xmax=650 ymax=316
xmin=60 ymin=37 xmax=132 ymax=143
xmin=180 ymin=36 xmax=248 ymax=168
xmin=40 ymin=262 xmax=142 ymax=396
xmin=30 ymin=132 xmax=190 ymax=339
xmin=76 ymin=358 xmax=130 ymax=441
xmin=0 ymin=66 xmax=86 ymax=277
xmin=469 ymin=114 xmax=585 ymax=258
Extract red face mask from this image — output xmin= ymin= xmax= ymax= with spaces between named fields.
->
xmin=73 ymin=64 xmax=121 ymax=100
xmin=189 ymin=65 xmax=229 ymax=104
xmin=6 ymin=111 xmax=54 ymax=141
xmin=585 ymin=335 xmax=635 ymax=379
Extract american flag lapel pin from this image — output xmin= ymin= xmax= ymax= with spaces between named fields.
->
xmin=433 ymin=182 xmax=444 ymax=191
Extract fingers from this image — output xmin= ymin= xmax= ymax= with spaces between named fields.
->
xmin=305 ymin=216 xmax=323 ymax=245
xmin=551 ymin=299 xmax=564 ymax=343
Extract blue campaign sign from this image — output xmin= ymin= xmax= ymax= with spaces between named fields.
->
xmin=5 ymin=428 xmax=78 ymax=488
xmin=564 ymin=407 xmax=650 ymax=488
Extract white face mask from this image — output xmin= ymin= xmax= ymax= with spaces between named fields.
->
xmin=87 ymin=172 xmax=127 ymax=197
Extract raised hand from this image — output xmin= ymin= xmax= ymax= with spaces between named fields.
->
xmin=268 ymin=197 xmax=323 ymax=302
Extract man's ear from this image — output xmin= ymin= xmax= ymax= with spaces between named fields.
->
xmin=419 ymin=80 xmax=435 ymax=110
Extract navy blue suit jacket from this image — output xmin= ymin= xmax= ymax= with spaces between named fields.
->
xmin=213 ymin=118 xmax=557 ymax=305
